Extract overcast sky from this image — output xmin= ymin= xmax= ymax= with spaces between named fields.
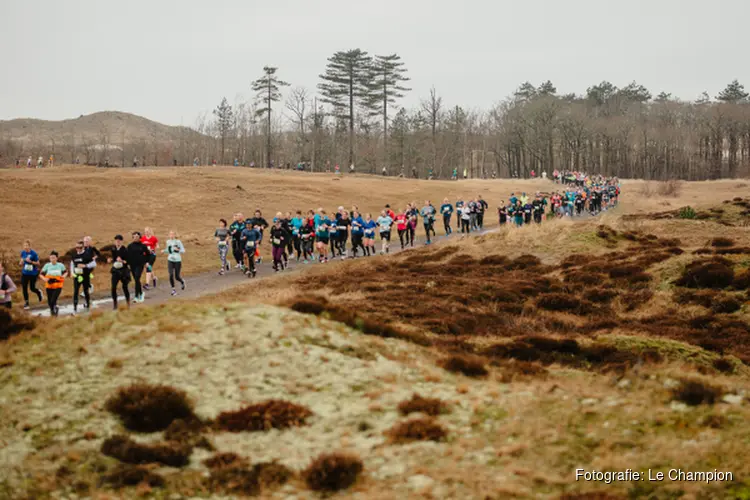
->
xmin=2 ymin=0 xmax=748 ymax=126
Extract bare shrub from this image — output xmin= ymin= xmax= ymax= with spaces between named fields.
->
xmin=303 ymin=452 xmax=363 ymax=492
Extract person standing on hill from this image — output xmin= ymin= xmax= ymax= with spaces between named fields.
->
xmin=127 ymin=232 xmax=150 ymax=303
xmin=141 ymin=227 xmax=159 ymax=290
xmin=41 ymin=251 xmax=67 ymax=316
xmin=19 ymin=240 xmax=43 ymax=309
xmin=0 ymin=263 xmax=17 ymax=309
xmin=108 ymin=235 xmax=131 ymax=310
xmin=163 ymin=231 xmax=185 ymax=296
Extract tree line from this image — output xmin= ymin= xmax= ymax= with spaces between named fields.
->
xmin=4 ymin=48 xmax=750 ymax=180
xmin=210 ymin=61 xmax=750 ymax=180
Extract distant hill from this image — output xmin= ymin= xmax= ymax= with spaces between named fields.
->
xmin=0 ymin=111 xmax=204 ymax=147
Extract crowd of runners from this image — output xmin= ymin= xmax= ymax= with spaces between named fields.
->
xmin=0 ymin=175 xmax=620 ymax=316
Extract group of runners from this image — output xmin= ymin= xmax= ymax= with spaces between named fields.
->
xmin=498 ymin=179 xmax=620 ymax=226
xmin=1 ymin=175 xmax=620 ymax=316
xmin=4 ymin=229 xmax=181 ymax=316
xmin=217 ymin=197 xmax=494 ymax=278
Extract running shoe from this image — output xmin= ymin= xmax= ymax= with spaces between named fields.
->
xmin=23 ymin=302 xmax=30 ymax=310
xmin=181 ymin=281 xmax=186 ymax=290
xmin=143 ymin=283 xmax=151 ymax=291
xmin=219 ymin=270 xmax=225 ymax=276
xmin=171 ymin=289 xmax=177 ymax=296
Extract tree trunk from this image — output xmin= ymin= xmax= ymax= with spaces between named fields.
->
xmin=348 ymin=71 xmax=354 ymax=167
xmin=267 ymin=82 xmax=272 ymax=168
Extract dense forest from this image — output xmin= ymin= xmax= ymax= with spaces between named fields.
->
xmin=5 ymin=48 xmax=750 ymax=180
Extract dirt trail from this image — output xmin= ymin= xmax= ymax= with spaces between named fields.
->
xmin=31 ymin=209 xmax=603 ymax=317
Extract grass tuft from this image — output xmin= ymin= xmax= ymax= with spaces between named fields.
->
xmin=100 ymin=434 xmax=191 ymax=467
xmin=397 ymin=393 xmax=449 ymax=416
xmin=303 ymin=452 xmax=363 ymax=492
xmin=101 ymin=464 xmax=165 ymax=489
xmin=671 ymin=379 xmax=724 ymax=406
xmin=214 ymin=400 xmax=313 ymax=432
xmin=439 ymin=354 xmax=488 ymax=377
xmin=104 ymin=383 xmax=196 ymax=433
xmin=674 ymin=259 xmax=735 ymax=289
xmin=386 ymin=417 xmax=448 ymax=443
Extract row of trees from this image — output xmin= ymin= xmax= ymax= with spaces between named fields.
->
xmin=4 ymin=47 xmax=750 ymax=180
xmin=207 ymin=67 xmax=750 ymax=180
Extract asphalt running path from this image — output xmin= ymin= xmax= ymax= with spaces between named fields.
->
xmin=30 ymin=208 xmax=606 ymax=317
xmin=30 ymin=226 xmax=495 ymax=317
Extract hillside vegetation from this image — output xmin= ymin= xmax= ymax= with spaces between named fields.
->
xmin=2 ymin=181 xmax=750 ymax=498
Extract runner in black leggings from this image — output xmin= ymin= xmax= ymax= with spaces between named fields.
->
xmin=127 ymin=232 xmax=150 ymax=303
xmin=108 ymin=235 xmax=131 ymax=310
xmin=70 ymin=240 xmax=94 ymax=314
xmin=406 ymin=203 xmax=418 ymax=247
xmin=19 ymin=240 xmax=43 ymax=309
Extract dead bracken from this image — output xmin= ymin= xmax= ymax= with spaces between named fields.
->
xmin=673 ymin=259 xmax=735 ymax=289
xmin=303 ymin=452 xmax=363 ymax=492
xmin=100 ymin=434 xmax=191 ymax=467
xmin=104 ymin=383 xmax=196 ymax=432
xmin=438 ymin=354 xmax=488 ymax=377
xmin=205 ymin=464 xmax=261 ymax=496
xmin=101 ymin=464 xmax=165 ymax=489
xmin=397 ymin=393 xmax=449 ymax=416
xmin=203 ymin=452 xmax=246 ymax=470
xmin=671 ymin=379 xmax=724 ymax=406
xmin=386 ymin=417 xmax=448 ymax=443
xmin=214 ymin=400 xmax=313 ymax=432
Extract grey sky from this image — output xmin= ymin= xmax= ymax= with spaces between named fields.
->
xmin=3 ymin=0 xmax=748 ymax=126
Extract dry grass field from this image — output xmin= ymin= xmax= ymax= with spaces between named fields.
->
xmin=1 ymin=165 xmax=546 ymax=300
xmin=2 ymin=166 xmax=750 ymax=499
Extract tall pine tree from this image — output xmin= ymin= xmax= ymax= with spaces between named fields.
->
xmin=369 ymin=54 xmax=410 ymax=171
xmin=318 ymin=49 xmax=373 ymax=167
xmin=213 ymin=97 xmax=233 ymax=165
xmin=716 ymin=79 xmax=749 ymax=102
xmin=252 ymin=66 xmax=289 ymax=168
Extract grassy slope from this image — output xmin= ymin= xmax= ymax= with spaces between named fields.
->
xmin=2 ymin=174 xmax=750 ymax=498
